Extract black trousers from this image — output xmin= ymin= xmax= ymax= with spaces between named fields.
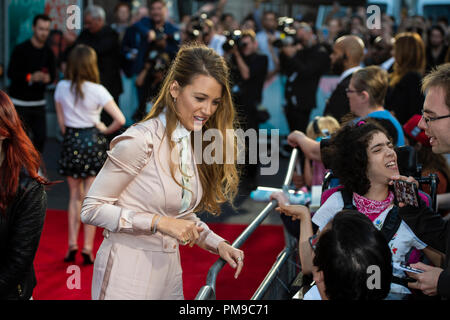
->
xmin=284 ymin=104 xmax=312 ymax=133
xmin=15 ymin=105 xmax=46 ymax=153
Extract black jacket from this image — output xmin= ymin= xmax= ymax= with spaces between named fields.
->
xmin=75 ymin=26 xmax=123 ymax=99
xmin=7 ymin=40 xmax=56 ymax=102
xmin=385 ymin=71 xmax=424 ymax=125
xmin=230 ymin=52 xmax=268 ymax=131
xmin=0 ymin=172 xmax=47 ymax=300
xmin=281 ymin=43 xmax=330 ymax=131
xmin=398 ymin=200 xmax=450 ymax=299
xmin=323 ymin=73 xmax=352 ymax=123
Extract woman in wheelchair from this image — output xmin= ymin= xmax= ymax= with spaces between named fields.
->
xmin=272 ymin=119 xmax=443 ymax=298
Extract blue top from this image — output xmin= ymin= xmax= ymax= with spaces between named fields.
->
xmin=365 ymin=110 xmax=405 ymax=146
xmin=124 ymin=18 xmax=180 ymax=75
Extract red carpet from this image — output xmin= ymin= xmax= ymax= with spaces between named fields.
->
xmin=33 ymin=210 xmax=285 ymax=300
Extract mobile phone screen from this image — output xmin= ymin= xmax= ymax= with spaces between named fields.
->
xmin=393 ymin=180 xmax=419 ymax=207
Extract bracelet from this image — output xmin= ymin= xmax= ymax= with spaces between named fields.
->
xmin=152 ymin=215 xmax=162 ymax=234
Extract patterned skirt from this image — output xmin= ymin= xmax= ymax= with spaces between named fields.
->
xmin=58 ymin=127 xmax=108 ymax=179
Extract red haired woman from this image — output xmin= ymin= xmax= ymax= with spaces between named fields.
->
xmin=0 ymin=90 xmax=47 ymax=300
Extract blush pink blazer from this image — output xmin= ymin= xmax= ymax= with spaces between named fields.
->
xmin=81 ymin=117 xmax=226 ymax=299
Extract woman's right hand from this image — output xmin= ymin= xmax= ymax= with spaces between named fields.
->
xmin=287 ymin=130 xmax=304 ymax=148
xmin=270 ymin=191 xmax=290 ymax=206
xmin=275 ymin=204 xmax=311 ymax=222
xmin=95 ymin=121 xmax=108 ymax=134
xmin=157 ymin=216 xmax=204 ymax=247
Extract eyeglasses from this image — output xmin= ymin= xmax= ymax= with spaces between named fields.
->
xmin=309 ymin=234 xmax=319 ymax=252
xmin=345 ymin=88 xmax=361 ymax=94
xmin=421 ymin=109 xmax=450 ymax=127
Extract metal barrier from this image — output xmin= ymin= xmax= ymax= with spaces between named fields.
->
xmin=195 ymin=149 xmax=300 ymax=300
xmin=251 ymin=226 xmax=299 ymax=300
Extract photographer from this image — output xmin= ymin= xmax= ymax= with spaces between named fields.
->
xmin=280 ymin=22 xmax=330 ymax=132
xmin=133 ymin=0 xmax=179 ymax=70
xmin=183 ymin=15 xmax=226 ymax=57
xmin=131 ymin=0 xmax=180 ymax=121
xmin=226 ymin=30 xmax=268 ymax=189
xmin=134 ymin=40 xmax=171 ymax=121
xmin=256 ymin=11 xmax=280 ymax=81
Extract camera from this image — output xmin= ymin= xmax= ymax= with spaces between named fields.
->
xmin=222 ymin=29 xmax=245 ymax=52
xmin=186 ymin=13 xmax=208 ymax=41
xmin=272 ymin=16 xmax=299 ymax=48
xmin=146 ymin=50 xmax=170 ymax=72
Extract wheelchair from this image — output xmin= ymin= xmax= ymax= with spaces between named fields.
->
xmin=285 ymin=145 xmax=442 ymax=300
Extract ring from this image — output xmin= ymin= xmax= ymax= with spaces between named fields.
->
xmin=181 ymin=239 xmax=190 ymax=245
xmin=237 ymin=256 xmax=243 ymax=262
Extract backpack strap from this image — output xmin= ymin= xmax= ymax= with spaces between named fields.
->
xmin=340 ymin=188 xmax=356 ymax=210
xmin=380 ymin=206 xmax=402 ymax=243
xmin=320 ymin=185 xmax=343 ymax=205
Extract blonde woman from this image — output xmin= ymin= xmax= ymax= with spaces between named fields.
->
xmin=81 ymin=44 xmax=244 ymax=300
xmin=54 ymin=44 xmax=125 ymax=264
xmin=385 ymin=32 xmax=426 ymax=125
xmin=304 ymin=116 xmax=340 ymax=187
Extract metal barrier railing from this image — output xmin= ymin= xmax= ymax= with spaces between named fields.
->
xmin=251 ymin=225 xmax=299 ymax=300
xmin=195 ymin=148 xmax=299 ymax=300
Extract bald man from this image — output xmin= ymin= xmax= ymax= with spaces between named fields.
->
xmin=323 ymin=35 xmax=365 ymax=122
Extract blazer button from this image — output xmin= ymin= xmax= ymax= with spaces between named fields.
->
xmin=173 ymin=244 xmax=176 ymax=249
xmin=164 ymin=245 xmax=167 ymax=249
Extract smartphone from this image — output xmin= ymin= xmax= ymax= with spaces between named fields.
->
xmin=396 ymin=262 xmax=424 ymax=274
xmin=393 ymin=180 xmax=419 ymax=207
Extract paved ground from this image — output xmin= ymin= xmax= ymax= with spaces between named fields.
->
xmin=42 ymin=137 xmax=290 ymax=226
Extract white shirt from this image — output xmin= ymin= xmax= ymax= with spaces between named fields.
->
xmin=380 ymin=57 xmax=395 ymax=71
xmin=208 ymin=34 xmax=226 ymax=57
xmin=312 ymin=191 xmax=427 ymax=294
xmin=303 ymin=285 xmax=322 ymax=300
xmin=54 ymin=80 xmax=113 ymax=128
xmin=338 ymin=66 xmax=362 ymax=84
xmin=157 ymin=111 xmax=191 ymax=143
xmin=157 ymin=111 xmax=194 ymax=213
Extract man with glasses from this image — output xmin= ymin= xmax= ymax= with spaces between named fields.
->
xmin=397 ymin=63 xmax=450 ymax=299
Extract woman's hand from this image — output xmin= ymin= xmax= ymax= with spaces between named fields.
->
xmin=389 ymin=174 xmax=419 ymax=187
xmin=407 ymin=262 xmax=443 ymax=296
xmin=270 ymin=191 xmax=290 ymax=206
xmin=95 ymin=121 xmax=108 ymax=134
xmin=275 ymin=203 xmax=311 ymax=222
xmin=157 ymin=216 xmax=204 ymax=247
xmin=287 ymin=130 xmax=304 ymax=148
xmin=218 ymin=241 xmax=244 ymax=279
xmin=389 ymin=174 xmax=420 ymax=207
xmin=270 ymin=192 xmax=311 ymax=220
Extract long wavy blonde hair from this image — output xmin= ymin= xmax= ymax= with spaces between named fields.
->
xmin=142 ymin=44 xmax=240 ymax=215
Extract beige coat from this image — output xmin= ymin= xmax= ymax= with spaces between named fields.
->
xmin=81 ymin=117 xmax=226 ymax=300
